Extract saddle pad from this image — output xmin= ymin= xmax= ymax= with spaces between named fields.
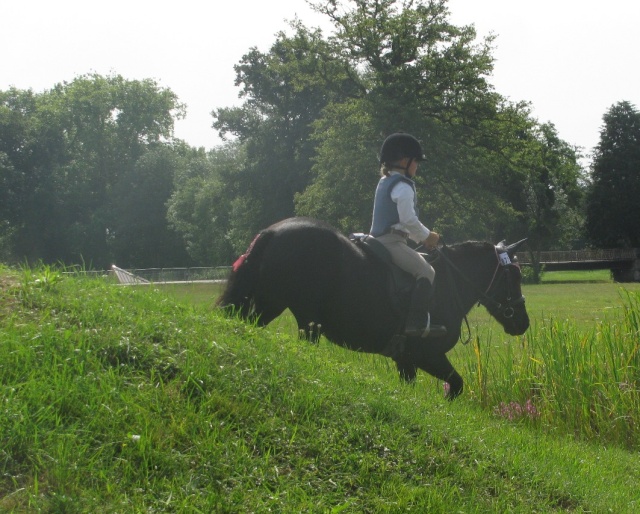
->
xmin=349 ymin=233 xmax=393 ymax=265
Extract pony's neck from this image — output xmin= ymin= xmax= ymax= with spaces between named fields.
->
xmin=436 ymin=242 xmax=497 ymax=313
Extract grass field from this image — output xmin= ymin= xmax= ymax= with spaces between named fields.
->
xmin=163 ymin=270 xmax=640 ymax=449
xmin=2 ymin=265 xmax=640 ymax=511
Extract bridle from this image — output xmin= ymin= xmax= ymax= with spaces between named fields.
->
xmin=481 ymin=248 xmax=526 ymax=319
xmin=432 ymin=243 xmax=526 ymax=343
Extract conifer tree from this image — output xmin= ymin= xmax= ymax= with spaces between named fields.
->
xmin=586 ymin=101 xmax=640 ymax=248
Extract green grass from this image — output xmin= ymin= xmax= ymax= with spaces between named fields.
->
xmin=161 ymin=275 xmax=640 ymax=445
xmin=540 ymin=269 xmax=613 ymax=283
xmin=156 ymin=282 xmax=222 ymax=308
xmin=2 ymin=265 xmax=640 ymax=511
xmin=164 ymin=274 xmax=640 ymax=449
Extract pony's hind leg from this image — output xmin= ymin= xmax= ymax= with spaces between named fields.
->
xmin=253 ymin=308 xmax=285 ymax=327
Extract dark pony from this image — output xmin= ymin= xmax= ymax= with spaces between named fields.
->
xmin=218 ymin=217 xmax=530 ymax=399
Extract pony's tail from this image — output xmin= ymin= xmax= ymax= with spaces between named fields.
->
xmin=216 ymin=231 xmax=273 ymax=318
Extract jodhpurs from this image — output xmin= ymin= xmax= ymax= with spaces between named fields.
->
xmin=375 ymin=233 xmax=435 ymax=284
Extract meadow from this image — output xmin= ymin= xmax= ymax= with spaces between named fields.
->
xmin=165 ymin=269 xmax=640 ymax=449
xmin=1 ymin=265 xmax=640 ymax=511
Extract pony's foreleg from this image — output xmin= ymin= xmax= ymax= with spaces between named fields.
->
xmin=418 ymin=353 xmax=463 ymax=400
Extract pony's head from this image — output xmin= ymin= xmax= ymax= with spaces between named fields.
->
xmin=482 ymin=239 xmax=529 ymax=335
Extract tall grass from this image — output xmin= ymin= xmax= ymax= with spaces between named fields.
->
xmin=460 ymin=290 xmax=640 ymax=448
xmin=167 ymin=275 xmax=640 ymax=450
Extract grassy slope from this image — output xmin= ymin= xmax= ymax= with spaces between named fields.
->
xmin=1 ymin=268 xmax=639 ymax=512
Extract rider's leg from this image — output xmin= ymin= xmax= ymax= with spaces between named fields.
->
xmin=404 ymin=277 xmax=446 ymax=338
xmin=376 ymin=234 xmax=446 ymax=338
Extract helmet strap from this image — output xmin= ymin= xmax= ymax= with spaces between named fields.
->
xmin=405 ymin=158 xmax=414 ymax=171
xmin=388 ymin=157 xmax=413 ymax=175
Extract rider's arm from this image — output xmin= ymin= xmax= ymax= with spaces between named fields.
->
xmin=391 ymin=182 xmax=430 ymax=244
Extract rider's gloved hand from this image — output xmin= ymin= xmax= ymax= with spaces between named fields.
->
xmin=423 ymin=231 xmax=440 ymax=251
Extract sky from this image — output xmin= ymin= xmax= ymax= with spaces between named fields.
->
xmin=3 ymin=0 xmax=639 ymax=164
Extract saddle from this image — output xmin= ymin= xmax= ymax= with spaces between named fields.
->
xmin=349 ymin=233 xmax=416 ymax=309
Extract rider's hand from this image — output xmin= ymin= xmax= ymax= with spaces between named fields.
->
xmin=423 ymin=231 xmax=440 ymax=250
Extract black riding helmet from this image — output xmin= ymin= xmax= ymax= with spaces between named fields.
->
xmin=379 ymin=132 xmax=426 ymax=165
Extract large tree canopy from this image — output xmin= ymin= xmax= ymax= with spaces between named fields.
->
xmin=173 ymin=0 xmax=586 ymax=262
xmin=166 ymin=143 xmax=244 ymax=265
xmin=211 ymin=24 xmax=358 ymax=240
xmin=294 ymin=0 xmax=583 ymax=245
xmin=0 ymin=74 xmax=187 ymax=267
xmin=304 ymin=0 xmax=489 ymax=219
xmin=1 ymin=1 xmax=589 ymax=271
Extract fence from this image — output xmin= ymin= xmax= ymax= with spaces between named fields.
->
xmin=64 ymin=266 xmax=232 ymax=284
xmin=119 ymin=266 xmax=232 ymax=283
xmin=517 ymin=248 xmax=640 ymax=281
xmin=517 ymin=248 xmax=638 ymax=264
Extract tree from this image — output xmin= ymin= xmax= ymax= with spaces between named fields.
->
xmin=295 ymin=0 xmax=514 ymax=238
xmin=296 ymin=0 xmax=587 ymax=256
xmin=0 ymin=75 xmax=185 ymax=267
xmin=167 ymin=143 xmax=243 ymax=265
xmin=586 ymin=101 xmax=640 ymax=248
xmin=208 ymin=0 xmax=585 ymax=254
xmin=110 ymin=145 xmax=192 ymax=267
xmin=0 ymin=87 xmax=71 ymax=263
xmin=502 ymin=123 xmax=585 ymax=281
xmin=294 ymin=99 xmax=378 ymax=233
xmin=0 ymin=151 xmax=17 ymax=260
xmin=211 ymin=22 xmax=359 ymax=243
xmin=52 ymin=74 xmax=185 ymax=266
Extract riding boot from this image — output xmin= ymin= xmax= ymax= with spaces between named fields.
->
xmin=404 ymin=278 xmax=447 ymax=338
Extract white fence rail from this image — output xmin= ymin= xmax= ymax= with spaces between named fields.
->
xmin=114 ymin=266 xmax=232 ymax=284
xmin=65 ymin=266 xmax=232 ymax=284
xmin=518 ymin=248 xmax=638 ymax=264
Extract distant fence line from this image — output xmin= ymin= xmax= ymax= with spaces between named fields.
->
xmin=124 ymin=266 xmax=232 ymax=283
xmin=517 ymin=248 xmax=638 ymax=264
xmin=65 ymin=248 xmax=640 ymax=283
xmin=64 ymin=266 xmax=233 ymax=283
xmin=517 ymin=248 xmax=640 ymax=281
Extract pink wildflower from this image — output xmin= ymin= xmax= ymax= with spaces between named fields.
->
xmin=494 ymin=399 xmax=539 ymax=421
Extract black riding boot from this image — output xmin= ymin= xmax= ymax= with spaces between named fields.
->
xmin=404 ymin=278 xmax=447 ymax=338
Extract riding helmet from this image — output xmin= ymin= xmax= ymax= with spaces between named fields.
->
xmin=379 ymin=132 xmax=426 ymax=164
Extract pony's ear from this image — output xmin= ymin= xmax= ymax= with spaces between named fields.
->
xmin=505 ymin=238 xmax=527 ymax=253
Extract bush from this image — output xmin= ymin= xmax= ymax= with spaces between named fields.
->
xmin=520 ymin=264 xmax=543 ymax=284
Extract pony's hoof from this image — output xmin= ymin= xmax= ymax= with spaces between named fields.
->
xmin=443 ymin=381 xmax=462 ymax=400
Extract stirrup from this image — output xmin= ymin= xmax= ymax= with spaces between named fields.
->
xmin=405 ymin=313 xmax=447 ymax=339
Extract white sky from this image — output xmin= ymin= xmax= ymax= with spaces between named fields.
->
xmin=3 ymin=0 xmax=639 ymax=165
